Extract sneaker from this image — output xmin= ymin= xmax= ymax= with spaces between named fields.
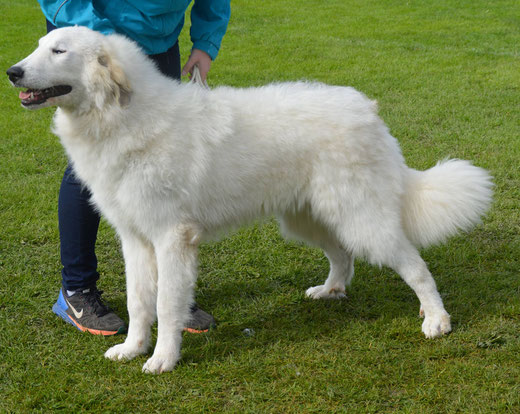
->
xmin=184 ymin=303 xmax=216 ymax=333
xmin=52 ymin=288 xmax=127 ymax=336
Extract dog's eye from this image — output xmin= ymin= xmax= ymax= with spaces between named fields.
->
xmin=52 ymin=49 xmax=66 ymax=54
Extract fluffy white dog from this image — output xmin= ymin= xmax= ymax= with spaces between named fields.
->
xmin=8 ymin=27 xmax=493 ymax=374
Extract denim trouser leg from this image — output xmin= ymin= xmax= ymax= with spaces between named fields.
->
xmin=59 ymin=165 xmax=101 ymax=291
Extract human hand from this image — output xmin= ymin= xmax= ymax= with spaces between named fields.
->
xmin=181 ymin=49 xmax=212 ymax=83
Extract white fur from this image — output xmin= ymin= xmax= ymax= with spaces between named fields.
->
xmin=11 ymin=27 xmax=493 ymax=373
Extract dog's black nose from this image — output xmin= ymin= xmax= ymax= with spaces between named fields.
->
xmin=7 ymin=66 xmax=24 ymax=83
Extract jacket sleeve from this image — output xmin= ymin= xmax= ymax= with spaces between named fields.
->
xmin=190 ymin=0 xmax=231 ymax=60
xmin=38 ymin=0 xmax=116 ymax=33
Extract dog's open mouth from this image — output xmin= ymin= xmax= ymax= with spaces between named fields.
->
xmin=19 ymin=85 xmax=72 ymax=106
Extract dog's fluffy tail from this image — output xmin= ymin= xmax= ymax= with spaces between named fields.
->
xmin=402 ymin=159 xmax=493 ymax=248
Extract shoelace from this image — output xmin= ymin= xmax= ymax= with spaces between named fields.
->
xmin=82 ymin=289 xmax=111 ymax=317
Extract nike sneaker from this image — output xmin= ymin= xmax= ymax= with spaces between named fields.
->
xmin=184 ymin=303 xmax=217 ymax=333
xmin=52 ymin=288 xmax=216 ymax=335
xmin=52 ymin=288 xmax=127 ymax=336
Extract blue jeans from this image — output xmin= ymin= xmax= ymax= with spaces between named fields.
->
xmin=47 ymin=21 xmax=182 ymax=290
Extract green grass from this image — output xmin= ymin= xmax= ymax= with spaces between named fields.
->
xmin=1 ymin=0 xmax=519 ymax=412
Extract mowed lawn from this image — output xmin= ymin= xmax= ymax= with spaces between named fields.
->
xmin=0 ymin=0 xmax=519 ymax=412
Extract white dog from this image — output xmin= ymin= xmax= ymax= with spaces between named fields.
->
xmin=8 ymin=27 xmax=493 ymax=374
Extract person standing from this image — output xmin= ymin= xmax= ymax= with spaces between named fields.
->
xmin=38 ymin=0 xmax=231 ymax=335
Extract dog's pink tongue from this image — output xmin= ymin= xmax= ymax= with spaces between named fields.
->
xmin=19 ymin=90 xmax=32 ymax=100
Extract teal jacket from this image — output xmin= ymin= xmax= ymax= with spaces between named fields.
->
xmin=38 ymin=0 xmax=231 ymax=59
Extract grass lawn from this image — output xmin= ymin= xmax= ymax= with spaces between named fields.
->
xmin=1 ymin=0 xmax=519 ymax=412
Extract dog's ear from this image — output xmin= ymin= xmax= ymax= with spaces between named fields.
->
xmin=86 ymin=47 xmax=132 ymax=108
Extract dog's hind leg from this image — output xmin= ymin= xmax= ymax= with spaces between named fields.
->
xmin=383 ymin=235 xmax=451 ymax=338
xmin=105 ymin=231 xmax=157 ymax=362
xmin=331 ymin=207 xmax=451 ymax=338
xmin=279 ymin=209 xmax=353 ymax=299
xmin=305 ymin=246 xmax=353 ymax=299
xmin=142 ymin=224 xmax=200 ymax=374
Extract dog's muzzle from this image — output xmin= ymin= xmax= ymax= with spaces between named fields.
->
xmin=7 ymin=65 xmax=73 ymax=107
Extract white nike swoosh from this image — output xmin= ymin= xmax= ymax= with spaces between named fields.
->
xmin=65 ymin=299 xmax=84 ymax=319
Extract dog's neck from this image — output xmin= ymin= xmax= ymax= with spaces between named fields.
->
xmin=56 ymin=101 xmax=126 ymax=140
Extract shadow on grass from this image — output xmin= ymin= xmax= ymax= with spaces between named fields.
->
xmin=88 ymin=223 xmax=515 ymax=367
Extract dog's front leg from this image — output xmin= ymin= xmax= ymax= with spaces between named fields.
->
xmin=142 ymin=224 xmax=200 ymax=374
xmin=105 ymin=231 xmax=157 ymax=362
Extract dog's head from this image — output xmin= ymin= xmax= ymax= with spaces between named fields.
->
xmin=7 ymin=26 xmax=132 ymax=112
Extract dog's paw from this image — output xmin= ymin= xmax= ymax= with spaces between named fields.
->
xmin=104 ymin=342 xmax=147 ymax=361
xmin=421 ymin=312 xmax=451 ymax=338
xmin=142 ymin=353 xmax=178 ymax=374
xmin=305 ymin=285 xmax=346 ymax=300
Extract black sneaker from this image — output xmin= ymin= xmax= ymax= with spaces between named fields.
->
xmin=52 ymin=288 xmax=127 ymax=336
xmin=184 ymin=303 xmax=216 ymax=333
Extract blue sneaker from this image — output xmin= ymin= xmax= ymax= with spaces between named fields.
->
xmin=52 ymin=288 xmax=127 ymax=336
